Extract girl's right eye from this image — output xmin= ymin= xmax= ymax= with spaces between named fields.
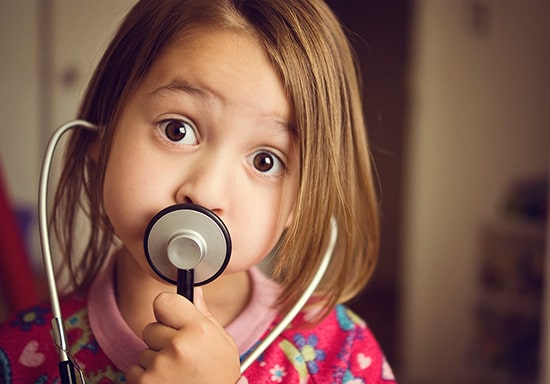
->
xmin=158 ymin=119 xmax=198 ymax=145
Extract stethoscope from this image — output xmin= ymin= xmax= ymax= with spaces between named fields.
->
xmin=39 ymin=120 xmax=337 ymax=384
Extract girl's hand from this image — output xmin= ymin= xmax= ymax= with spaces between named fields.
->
xmin=126 ymin=288 xmax=241 ymax=384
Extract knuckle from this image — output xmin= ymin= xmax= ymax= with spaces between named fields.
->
xmin=169 ymin=331 xmax=190 ymax=357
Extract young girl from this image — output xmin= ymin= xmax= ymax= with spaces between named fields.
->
xmin=0 ymin=0 xmax=397 ymax=383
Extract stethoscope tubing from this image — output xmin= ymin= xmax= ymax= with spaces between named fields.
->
xmin=239 ymin=217 xmax=337 ymax=372
xmin=39 ymin=120 xmax=336 ymax=380
xmin=39 ymin=120 xmax=98 ymax=383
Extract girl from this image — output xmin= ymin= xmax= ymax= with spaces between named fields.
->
xmin=0 ymin=0 xmax=397 ymax=383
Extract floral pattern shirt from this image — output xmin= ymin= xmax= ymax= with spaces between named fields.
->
xmin=0 ymin=266 xmax=396 ymax=383
xmin=0 ymin=298 xmax=396 ymax=383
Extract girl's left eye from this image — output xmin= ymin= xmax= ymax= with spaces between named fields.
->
xmin=247 ymin=150 xmax=286 ymax=176
xmin=158 ymin=119 xmax=198 ymax=145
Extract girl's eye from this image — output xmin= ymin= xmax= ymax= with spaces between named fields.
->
xmin=248 ymin=150 xmax=286 ymax=176
xmin=159 ymin=119 xmax=198 ymax=145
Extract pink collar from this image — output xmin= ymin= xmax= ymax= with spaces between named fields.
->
xmin=88 ymin=260 xmax=280 ymax=372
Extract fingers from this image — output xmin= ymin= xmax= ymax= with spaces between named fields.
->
xmin=143 ymin=292 xmax=200 ymax=352
xmin=141 ymin=322 xmax=174 ymax=351
xmin=152 ymin=291 xmax=195 ymax=329
xmin=150 ymin=289 xmax=237 ymax=350
xmin=137 ymin=348 xmax=158 ymax=369
xmin=193 ymin=287 xmax=236 ymax=347
xmin=125 ymin=365 xmax=144 ymax=384
xmin=193 ymin=287 xmax=212 ymax=318
xmin=126 ymin=290 xmax=241 ymax=384
xmin=151 ymin=289 xmax=223 ymax=332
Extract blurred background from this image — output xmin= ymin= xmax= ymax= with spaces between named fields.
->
xmin=0 ymin=1 xmax=548 ymax=383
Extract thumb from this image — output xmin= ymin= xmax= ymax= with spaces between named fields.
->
xmin=193 ymin=287 xmax=215 ymax=320
xmin=193 ymin=287 xmax=236 ymax=345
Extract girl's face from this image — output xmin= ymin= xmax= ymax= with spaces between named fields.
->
xmin=103 ymin=27 xmax=299 ymax=279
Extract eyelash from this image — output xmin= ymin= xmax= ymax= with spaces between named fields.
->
xmin=157 ymin=118 xmax=199 ymax=146
xmin=156 ymin=117 xmax=288 ymax=179
xmin=247 ymin=150 xmax=287 ymax=179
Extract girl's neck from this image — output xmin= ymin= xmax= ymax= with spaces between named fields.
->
xmin=113 ymin=247 xmax=252 ymax=338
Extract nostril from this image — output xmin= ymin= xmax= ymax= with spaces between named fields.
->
xmin=183 ymin=196 xmax=194 ymax=205
xmin=175 ymin=184 xmax=226 ymax=215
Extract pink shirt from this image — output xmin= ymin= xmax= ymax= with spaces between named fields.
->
xmin=88 ymin=262 xmax=280 ymax=372
xmin=0 ymin=260 xmax=397 ymax=383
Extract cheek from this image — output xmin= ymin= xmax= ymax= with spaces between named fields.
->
xmin=103 ymin=149 xmax=158 ymax=245
xmin=225 ymin=183 xmax=297 ymax=272
xmin=225 ymin=216 xmax=281 ymax=272
xmin=103 ymin=160 xmax=137 ymax=241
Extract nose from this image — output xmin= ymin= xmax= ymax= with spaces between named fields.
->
xmin=175 ymin=150 xmax=231 ymax=215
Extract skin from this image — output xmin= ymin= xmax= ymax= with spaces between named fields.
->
xmin=101 ymin=27 xmax=299 ymax=383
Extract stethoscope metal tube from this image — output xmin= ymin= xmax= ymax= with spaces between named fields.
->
xmin=39 ymin=120 xmax=98 ymax=384
xmin=239 ymin=217 xmax=337 ymax=373
xmin=39 ymin=120 xmax=336 ymax=381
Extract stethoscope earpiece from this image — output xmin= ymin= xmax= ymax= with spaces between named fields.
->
xmin=143 ymin=204 xmax=231 ymax=301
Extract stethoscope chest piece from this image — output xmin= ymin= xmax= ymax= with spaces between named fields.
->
xmin=40 ymin=120 xmax=336 ymax=379
xmin=144 ymin=204 xmax=231 ymax=287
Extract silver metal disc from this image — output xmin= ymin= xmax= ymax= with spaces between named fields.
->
xmin=144 ymin=204 xmax=231 ymax=286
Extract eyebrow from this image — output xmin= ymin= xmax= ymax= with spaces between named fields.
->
xmin=151 ymin=80 xmax=210 ymax=101
xmin=150 ymin=79 xmax=297 ymax=136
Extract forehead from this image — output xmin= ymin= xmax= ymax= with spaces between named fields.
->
xmin=138 ymin=27 xmax=293 ymax=126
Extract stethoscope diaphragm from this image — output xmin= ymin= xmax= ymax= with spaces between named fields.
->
xmin=143 ymin=204 xmax=232 ymax=287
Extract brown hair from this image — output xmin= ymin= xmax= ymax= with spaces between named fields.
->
xmin=53 ymin=0 xmax=379 ymax=322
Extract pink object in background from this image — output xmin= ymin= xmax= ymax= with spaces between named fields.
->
xmin=0 ymin=161 xmax=39 ymax=313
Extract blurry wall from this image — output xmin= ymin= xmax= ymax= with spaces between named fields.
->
xmin=0 ymin=0 xmax=135 ymax=317
xmin=0 ymin=2 xmax=41 ymax=206
xmin=401 ymin=0 xmax=550 ymax=382
xmin=0 ymin=0 xmax=134 ymax=321
xmin=0 ymin=0 xmax=133 ymax=206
